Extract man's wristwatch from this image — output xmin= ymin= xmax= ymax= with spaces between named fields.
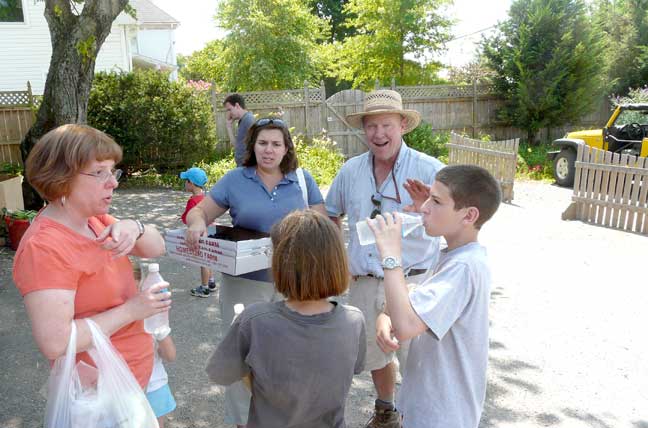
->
xmin=381 ymin=256 xmax=402 ymax=270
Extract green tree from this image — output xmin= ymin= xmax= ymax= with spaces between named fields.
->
xmin=214 ymin=0 xmax=329 ymax=91
xmin=593 ymin=0 xmax=648 ymax=95
xmin=331 ymin=0 xmax=452 ymax=89
xmin=21 ymin=0 xmax=130 ymax=209
xmin=309 ymin=0 xmax=355 ymax=43
xmin=481 ymin=0 xmax=606 ymax=144
xmin=177 ymin=40 xmax=224 ymax=83
xmin=446 ymin=58 xmax=495 ymax=84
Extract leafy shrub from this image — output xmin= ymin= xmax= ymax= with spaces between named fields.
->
xmin=403 ymin=123 xmax=449 ymax=163
xmin=516 ymin=142 xmax=554 ymax=181
xmin=0 ymin=162 xmax=22 ymax=175
xmin=195 ymin=134 xmax=343 ymax=187
xmin=198 ymin=156 xmax=237 ymax=187
xmin=88 ymin=70 xmax=216 ymax=173
xmin=294 ymin=133 xmax=344 ymax=186
xmin=121 ymin=134 xmax=343 ymax=189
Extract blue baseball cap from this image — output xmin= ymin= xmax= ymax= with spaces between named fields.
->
xmin=180 ymin=167 xmax=208 ymax=187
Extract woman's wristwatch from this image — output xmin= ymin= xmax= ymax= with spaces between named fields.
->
xmin=134 ymin=219 xmax=145 ymax=240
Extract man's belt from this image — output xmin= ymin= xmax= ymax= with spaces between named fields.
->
xmin=361 ymin=268 xmax=427 ymax=280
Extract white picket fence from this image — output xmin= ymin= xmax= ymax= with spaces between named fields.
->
xmin=562 ymin=145 xmax=648 ymax=235
xmin=446 ymin=132 xmax=520 ymax=202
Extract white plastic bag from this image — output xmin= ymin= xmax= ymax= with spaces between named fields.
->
xmin=44 ymin=319 xmax=159 ymax=428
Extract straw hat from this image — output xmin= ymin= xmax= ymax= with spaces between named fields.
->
xmin=346 ymin=90 xmax=421 ymax=134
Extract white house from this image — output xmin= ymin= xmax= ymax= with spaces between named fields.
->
xmin=0 ymin=0 xmax=180 ymax=95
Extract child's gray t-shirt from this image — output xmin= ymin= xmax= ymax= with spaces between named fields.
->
xmin=398 ymin=242 xmax=491 ymax=428
xmin=206 ymin=300 xmax=366 ymax=428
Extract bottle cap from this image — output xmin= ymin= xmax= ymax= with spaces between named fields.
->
xmin=233 ymin=303 xmax=245 ymax=315
xmin=148 ymin=263 xmax=159 ymax=273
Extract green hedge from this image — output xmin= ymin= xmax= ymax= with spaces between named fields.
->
xmin=403 ymin=123 xmax=449 ymax=163
xmin=88 ymin=70 xmax=216 ymax=172
xmin=122 ymin=133 xmax=344 ymax=189
xmin=294 ymin=134 xmax=344 ymax=186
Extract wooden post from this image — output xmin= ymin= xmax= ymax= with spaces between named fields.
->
xmin=391 ymin=77 xmax=396 ymax=90
xmin=472 ymin=78 xmax=477 ymax=138
xmin=375 ymin=79 xmax=380 ymax=90
xmin=209 ymin=82 xmax=218 ymax=125
xmin=320 ymin=80 xmax=327 ymax=136
xmin=209 ymin=82 xmax=221 ymax=144
xmin=303 ymin=81 xmax=310 ymax=138
xmin=27 ymin=81 xmax=33 ymax=108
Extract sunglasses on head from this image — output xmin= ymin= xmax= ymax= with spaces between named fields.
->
xmin=255 ymin=118 xmax=286 ymax=128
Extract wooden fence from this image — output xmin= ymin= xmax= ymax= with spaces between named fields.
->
xmin=562 ymin=145 xmax=648 ymax=235
xmin=0 ymin=83 xmax=36 ymax=166
xmin=211 ymin=81 xmax=611 ymax=157
xmin=446 ymin=132 xmax=520 ymax=202
xmin=210 ymin=82 xmax=327 ymax=152
xmin=1 ymin=81 xmax=612 ymax=161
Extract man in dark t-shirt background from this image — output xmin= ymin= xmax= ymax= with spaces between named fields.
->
xmin=223 ymin=93 xmax=255 ymax=167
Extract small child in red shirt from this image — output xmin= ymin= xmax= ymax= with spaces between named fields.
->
xmin=179 ymin=167 xmax=215 ymax=298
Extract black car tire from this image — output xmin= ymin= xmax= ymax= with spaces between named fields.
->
xmin=553 ymin=148 xmax=576 ymax=187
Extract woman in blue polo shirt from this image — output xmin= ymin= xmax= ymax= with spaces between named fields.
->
xmin=185 ymin=118 xmax=326 ymax=427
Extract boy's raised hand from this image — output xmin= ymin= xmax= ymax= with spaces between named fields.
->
xmin=403 ymin=178 xmax=431 ymax=213
xmin=367 ymin=212 xmax=403 ymax=260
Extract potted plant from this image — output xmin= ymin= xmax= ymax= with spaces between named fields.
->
xmin=2 ymin=208 xmax=37 ymax=251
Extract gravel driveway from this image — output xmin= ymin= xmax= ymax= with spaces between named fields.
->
xmin=0 ymin=181 xmax=646 ymax=428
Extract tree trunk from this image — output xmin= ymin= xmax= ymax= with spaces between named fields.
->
xmin=21 ymin=0 xmax=128 ymax=210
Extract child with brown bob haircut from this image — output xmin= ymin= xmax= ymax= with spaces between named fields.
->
xmin=370 ymin=165 xmax=502 ymax=428
xmin=206 ymin=210 xmax=366 ymax=428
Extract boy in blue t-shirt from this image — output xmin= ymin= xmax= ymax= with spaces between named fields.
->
xmin=369 ymin=165 xmax=502 ymax=428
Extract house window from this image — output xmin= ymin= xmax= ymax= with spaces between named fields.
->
xmin=130 ymin=34 xmax=139 ymax=54
xmin=0 ymin=0 xmax=25 ymax=23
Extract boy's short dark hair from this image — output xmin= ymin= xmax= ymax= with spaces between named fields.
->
xmin=271 ymin=210 xmax=349 ymax=300
xmin=223 ymin=93 xmax=245 ymax=109
xmin=435 ymin=165 xmax=501 ymax=229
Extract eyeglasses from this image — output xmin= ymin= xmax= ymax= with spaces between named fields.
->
xmin=80 ymin=168 xmax=122 ymax=183
xmin=255 ymin=118 xmax=286 ymax=128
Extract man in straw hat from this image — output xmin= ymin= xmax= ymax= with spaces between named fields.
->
xmin=326 ymin=89 xmax=444 ymax=427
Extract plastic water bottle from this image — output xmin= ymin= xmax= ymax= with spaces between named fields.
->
xmin=356 ymin=212 xmax=424 ymax=246
xmin=142 ymin=263 xmax=169 ymax=335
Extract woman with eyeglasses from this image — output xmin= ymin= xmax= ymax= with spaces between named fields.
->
xmin=12 ymin=124 xmax=169 ymax=394
xmin=185 ymin=117 xmax=326 ymax=427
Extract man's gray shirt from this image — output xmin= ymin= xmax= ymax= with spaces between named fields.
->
xmin=234 ymin=111 xmax=255 ymax=166
xmin=206 ymin=301 xmax=366 ymax=428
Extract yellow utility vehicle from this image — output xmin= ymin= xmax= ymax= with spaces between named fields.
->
xmin=548 ymin=104 xmax=648 ymax=186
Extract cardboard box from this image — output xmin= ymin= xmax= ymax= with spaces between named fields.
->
xmin=0 ymin=174 xmax=24 ymax=211
xmin=165 ymin=225 xmax=272 ymax=276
